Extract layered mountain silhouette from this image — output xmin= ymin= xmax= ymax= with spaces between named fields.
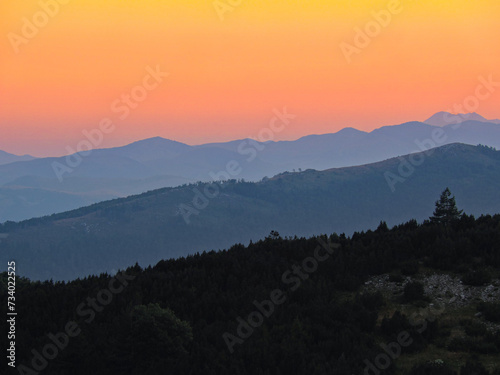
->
xmin=0 ymin=113 xmax=499 ymax=222
xmin=424 ymin=111 xmax=500 ymax=127
xmin=0 ymin=150 xmax=35 ymax=165
xmin=1 ymin=143 xmax=499 ymax=280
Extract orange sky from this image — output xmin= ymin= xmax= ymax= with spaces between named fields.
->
xmin=1 ymin=0 xmax=499 ymax=157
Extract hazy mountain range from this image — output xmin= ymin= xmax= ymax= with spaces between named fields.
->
xmin=423 ymin=111 xmax=500 ymax=127
xmin=0 ymin=150 xmax=35 ymax=165
xmin=2 ymin=143 xmax=499 ymax=280
xmin=1 ymin=112 xmax=499 ymax=223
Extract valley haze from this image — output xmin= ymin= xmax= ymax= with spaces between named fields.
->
xmin=1 ymin=112 xmax=499 ymax=223
xmin=1 ymin=142 xmax=499 ymax=280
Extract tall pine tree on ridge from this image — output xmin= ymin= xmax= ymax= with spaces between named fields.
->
xmin=430 ymin=187 xmax=463 ymax=224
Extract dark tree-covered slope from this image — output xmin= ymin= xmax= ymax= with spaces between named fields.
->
xmin=1 ymin=143 xmax=500 ymax=280
xmin=1 ymin=215 xmax=500 ymax=374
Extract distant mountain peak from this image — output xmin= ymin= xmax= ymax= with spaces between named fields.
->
xmin=0 ymin=150 xmax=36 ymax=166
xmin=336 ymin=127 xmax=366 ymax=135
xmin=424 ymin=112 xmax=500 ymax=127
xmin=125 ymin=136 xmax=188 ymax=146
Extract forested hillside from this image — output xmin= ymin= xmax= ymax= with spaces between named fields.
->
xmin=1 ymin=143 xmax=500 ymax=280
xmin=2 ymin=214 xmax=500 ymax=374
xmin=2 ymin=119 xmax=500 ymax=223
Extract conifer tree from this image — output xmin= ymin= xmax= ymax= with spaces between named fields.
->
xmin=430 ymin=188 xmax=463 ymax=224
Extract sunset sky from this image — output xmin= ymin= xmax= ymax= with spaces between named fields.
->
xmin=1 ymin=0 xmax=499 ymax=157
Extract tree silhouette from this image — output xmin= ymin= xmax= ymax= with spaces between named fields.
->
xmin=430 ymin=188 xmax=463 ymax=224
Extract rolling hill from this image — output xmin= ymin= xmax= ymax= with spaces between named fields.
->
xmin=0 ymin=150 xmax=35 ymax=165
xmin=1 ymin=143 xmax=500 ymax=280
xmin=1 ymin=114 xmax=500 ymax=223
xmin=4 ymin=214 xmax=500 ymax=374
